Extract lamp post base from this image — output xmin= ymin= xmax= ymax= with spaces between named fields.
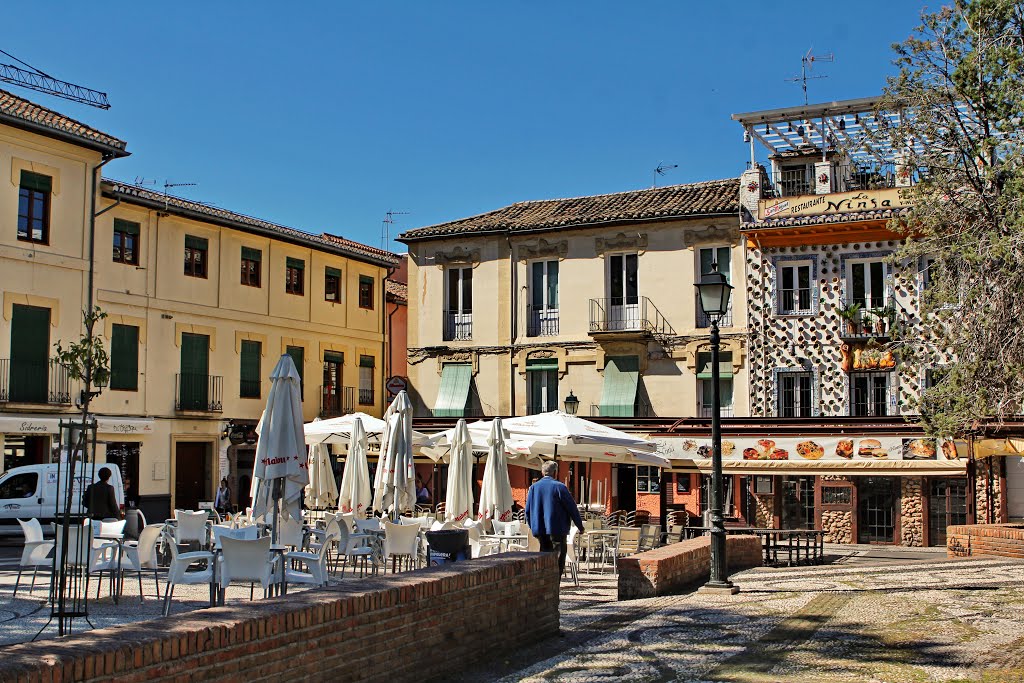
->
xmin=698 ymin=582 xmax=740 ymax=595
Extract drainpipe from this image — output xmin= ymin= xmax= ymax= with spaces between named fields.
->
xmin=507 ymin=232 xmax=516 ymax=416
xmin=382 ymin=263 xmax=396 ymax=412
xmin=83 ymin=155 xmax=116 ymax=406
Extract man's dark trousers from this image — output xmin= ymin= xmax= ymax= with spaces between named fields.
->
xmin=537 ymin=533 xmax=568 ymax=574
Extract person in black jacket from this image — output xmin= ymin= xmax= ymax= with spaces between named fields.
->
xmin=84 ymin=467 xmax=121 ymax=520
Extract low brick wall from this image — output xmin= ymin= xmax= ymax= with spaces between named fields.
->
xmin=618 ymin=534 xmax=762 ymax=600
xmin=947 ymin=523 xmax=1024 ymax=559
xmin=0 ymin=553 xmax=558 ymax=683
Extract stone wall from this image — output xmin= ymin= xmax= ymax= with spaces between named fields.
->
xmin=752 ymin=492 xmax=774 ymax=528
xmin=975 ymin=457 xmax=1007 ymax=524
xmin=0 ymin=553 xmax=559 ymax=683
xmin=901 ymin=477 xmax=924 ymax=546
xmin=618 ymin=534 xmax=763 ymax=600
xmin=822 ymin=509 xmax=853 ymax=543
xmin=947 ymin=523 xmax=1024 ymax=559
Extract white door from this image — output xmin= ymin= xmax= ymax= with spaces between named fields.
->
xmin=1006 ymin=456 xmax=1024 ymax=521
xmin=608 ymin=253 xmax=639 ymax=330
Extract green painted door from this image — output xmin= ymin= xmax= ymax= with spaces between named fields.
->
xmin=180 ymin=333 xmax=209 ymax=410
xmin=10 ymin=304 xmax=50 ymax=403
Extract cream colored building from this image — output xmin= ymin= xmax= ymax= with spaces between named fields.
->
xmin=398 ymin=180 xmax=747 ymax=421
xmin=0 ymin=89 xmax=398 ymax=522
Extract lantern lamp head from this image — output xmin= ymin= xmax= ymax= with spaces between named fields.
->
xmin=695 ymin=262 xmax=733 ymax=319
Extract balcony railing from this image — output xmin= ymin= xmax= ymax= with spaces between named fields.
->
xmin=590 ymin=402 xmax=654 ymax=418
xmin=175 ymin=373 xmax=223 ymax=412
xmin=359 ymin=388 xmax=375 ymax=405
xmin=696 ymin=305 xmax=734 ymax=329
xmin=699 ymin=405 xmax=735 ymax=418
xmin=443 ymin=311 xmax=473 ymax=341
xmin=239 ymin=378 xmax=261 ymax=399
xmin=321 ymin=385 xmax=355 ymax=417
xmin=0 ymin=358 xmax=71 ymax=405
xmin=526 ymin=306 xmax=559 ymax=337
xmin=767 ymin=162 xmax=913 ymax=198
xmin=589 ymin=297 xmax=674 ymax=336
xmin=838 ymin=298 xmax=907 ymax=339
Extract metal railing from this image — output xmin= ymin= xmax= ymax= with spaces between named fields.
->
xmin=321 ymin=385 xmax=355 ymax=417
xmin=767 ymin=161 xmax=913 ymax=198
xmin=239 ymin=378 xmax=261 ymax=399
xmin=589 ymin=297 xmax=674 ymax=336
xmin=443 ymin=311 xmax=473 ymax=341
xmin=696 ymin=306 xmax=734 ymax=328
xmin=849 ymin=371 xmax=891 ymax=417
xmin=590 ymin=402 xmax=654 ymax=418
xmin=358 ymin=388 xmax=375 ymax=405
xmin=838 ymin=297 xmax=907 ymax=339
xmin=0 ymin=358 xmax=71 ymax=405
xmin=175 ymin=373 xmax=223 ymax=412
xmin=699 ymin=405 xmax=735 ymax=418
xmin=526 ymin=306 xmax=559 ymax=337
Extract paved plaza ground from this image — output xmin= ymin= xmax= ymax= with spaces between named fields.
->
xmin=0 ymin=542 xmax=1023 ymax=682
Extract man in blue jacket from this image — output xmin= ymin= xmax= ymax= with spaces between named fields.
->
xmin=526 ymin=460 xmax=584 ymax=575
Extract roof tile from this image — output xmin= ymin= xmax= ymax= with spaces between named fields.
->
xmin=0 ymin=89 xmax=126 ymax=152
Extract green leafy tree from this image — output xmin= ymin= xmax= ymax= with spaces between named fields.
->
xmin=54 ymin=306 xmax=110 ymax=408
xmin=880 ymin=0 xmax=1024 ymax=436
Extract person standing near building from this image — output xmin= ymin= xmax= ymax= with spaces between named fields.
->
xmin=215 ymin=478 xmax=232 ymax=515
xmin=526 ymin=460 xmax=584 ymax=575
xmin=84 ymin=467 xmax=121 ymax=521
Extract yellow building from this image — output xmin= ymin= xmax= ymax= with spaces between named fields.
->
xmin=0 ymin=89 xmax=398 ymax=521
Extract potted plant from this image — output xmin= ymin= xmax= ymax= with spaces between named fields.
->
xmin=837 ymin=302 xmax=862 ymax=335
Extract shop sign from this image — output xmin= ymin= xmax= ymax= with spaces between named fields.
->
xmin=96 ymin=418 xmax=154 ymax=435
xmin=386 ymin=376 xmax=408 ymax=396
xmin=0 ymin=416 xmax=59 ymax=434
xmin=760 ymin=186 xmax=912 ymax=220
xmin=648 ymin=435 xmax=961 ymax=462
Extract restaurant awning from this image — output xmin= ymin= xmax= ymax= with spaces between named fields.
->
xmin=669 ymin=459 xmax=967 ymax=477
xmin=974 ymin=438 xmax=1024 ymax=458
xmin=434 ymin=363 xmax=472 ymax=417
xmin=600 ymin=356 xmax=639 ymax=417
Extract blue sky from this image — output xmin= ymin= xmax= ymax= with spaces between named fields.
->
xmin=4 ymin=2 xmax=927 ymax=251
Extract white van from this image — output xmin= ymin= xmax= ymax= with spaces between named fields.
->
xmin=0 ymin=462 xmax=125 ymax=533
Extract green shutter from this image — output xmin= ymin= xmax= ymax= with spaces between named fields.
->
xmin=696 ymin=352 xmax=733 ymax=379
xmin=434 ymin=363 xmax=472 ymax=417
xmin=286 ymin=346 xmax=304 ymax=399
xmin=185 ymin=235 xmax=207 ymax=250
xmin=526 ymin=359 xmax=559 ymax=372
xmin=324 ymin=351 xmax=344 ymax=364
xmin=114 ymin=218 xmax=140 ymax=236
xmin=110 ymin=324 xmax=139 ymax=391
xmin=599 ymin=356 xmax=639 ymax=417
xmin=19 ymin=171 xmax=52 ymax=193
xmin=287 ymin=257 xmax=305 ymax=270
xmin=240 ymin=340 xmax=261 ymax=398
xmin=10 ymin=304 xmax=50 ymax=403
xmin=325 ymin=266 xmax=341 ymax=278
xmin=359 ymin=355 xmax=375 ymax=368
xmin=179 ymin=333 xmax=209 ymax=409
xmin=241 ymin=246 xmax=262 ymax=262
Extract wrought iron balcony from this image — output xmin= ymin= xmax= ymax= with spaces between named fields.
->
xmin=359 ymin=388 xmax=375 ymax=405
xmin=526 ymin=306 xmax=559 ymax=337
xmin=698 ymin=405 xmax=735 ymax=418
xmin=175 ymin=373 xmax=223 ymax=412
xmin=589 ymin=401 xmax=654 ymax=418
xmin=320 ymin=385 xmax=355 ymax=418
xmin=837 ymin=297 xmax=908 ymax=340
xmin=589 ymin=297 xmax=674 ymax=337
xmin=443 ymin=311 xmax=473 ymax=341
xmin=696 ymin=305 xmax=734 ymax=329
xmin=0 ymin=358 xmax=72 ymax=405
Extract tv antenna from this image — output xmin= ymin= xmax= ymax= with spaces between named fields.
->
xmin=381 ymin=210 xmax=410 ymax=248
xmin=0 ymin=48 xmax=110 ymax=109
xmin=786 ymin=48 xmax=833 ymax=105
xmin=653 ymin=162 xmax=678 ymax=188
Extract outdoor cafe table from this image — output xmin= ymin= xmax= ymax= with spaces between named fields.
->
xmin=580 ymin=529 xmax=618 ymax=571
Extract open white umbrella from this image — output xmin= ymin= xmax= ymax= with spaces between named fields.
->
xmin=338 ymin=416 xmax=372 ymax=518
xmin=303 ymin=412 xmax=433 ymax=448
xmin=478 ymin=418 xmax=514 ymax=523
xmin=445 ymin=419 xmax=475 ymax=522
xmin=251 ymin=354 xmax=309 ymax=539
xmin=373 ymin=391 xmax=416 ymax=517
xmin=305 ymin=442 xmax=338 ymax=509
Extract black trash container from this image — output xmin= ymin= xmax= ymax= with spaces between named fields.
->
xmin=425 ymin=529 xmax=470 ymax=565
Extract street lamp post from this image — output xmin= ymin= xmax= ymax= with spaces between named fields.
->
xmin=695 ymin=263 xmax=739 ymax=594
xmin=563 ymin=391 xmax=580 ymax=416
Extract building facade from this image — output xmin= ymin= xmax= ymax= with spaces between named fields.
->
xmin=0 ymin=89 xmax=398 ymax=523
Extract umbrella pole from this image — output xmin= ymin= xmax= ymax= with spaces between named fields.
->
xmin=587 ymin=457 xmax=593 ymax=508
xmin=271 ymin=479 xmax=281 ymax=545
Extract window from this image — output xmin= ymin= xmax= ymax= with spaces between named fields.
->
xmin=636 ymin=466 xmax=660 ymax=493
xmin=241 ymin=247 xmax=261 ymax=287
xmin=779 ymin=163 xmax=811 ymax=196
xmin=109 ymin=324 xmax=139 ymax=391
xmin=849 ymin=259 xmax=886 ymax=309
xmin=849 ymin=371 xmax=889 ymax=417
xmin=443 ymin=267 xmax=473 ymax=340
xmin=184 ymin=235 xmax=208 ymax=278
xmin=921 ymin=257 xmax=936 ymax=291
xmin=698 ymin=247 xmax=732 ymax=326
xmin=239 ymin=340 xmax=261 ymax=398
xmin=0 ymin=472 xmax=37 ymax=499
xmin=753 ymin=476 xmax=774 ymax=495
xmin=359 ymin=275 xmax=375 ymax=309
xmin=778 ymin=262 xmax=813 ymax=314
xmin=676 ymin=474 xmax=691 ymax=494
xmin=359 ymin=356 xmax=374 ymax=405
xmin=9 ymin=304 xmax=51 ymax=403
xmin=17 ymin=171 xmax=51 ymax=244
xmin=529 ymin=261 xmax=559 ymax=336
xmin=325 ymin=267 xmax=341 ymax=302
xmin=822 ymin=486 xmax=852 ymax=504
xmin=924 ymin=368 xmax=947 ymax=390
xmin=113 ymin=219 xmax=140 ymax=265
xmin=777 ymin=372 xmax=813 ymax=417
xmin=526 ymin=359 xmax=558 ymax=414
xmin=698 ymin=378 xmax=734 ymax=418
xmin=286 ymin=346 xmax=304 ymax=400
xmin=322 ymin=351 xmax=344 ymax=415
xmin=286 ymin=257 xmax=304 ymax=295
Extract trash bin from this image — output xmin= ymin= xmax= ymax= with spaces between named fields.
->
xmin=125 ymin=508 xmax=142 ymax=540
xmin=425 ymin=529 xmax=470 ymax=566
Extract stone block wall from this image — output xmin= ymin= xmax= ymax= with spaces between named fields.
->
xmin=975 ymin=457 xmax=1007 ymax=524
xmin=618 ymin=534 xmax=763 ymax=600
xmin=947 ymin=523 xmax=1024 ymax=559
xmin=822 ymin=509 xmax=853 ymax=543
xmin=0 ymin=553 xmax=559 ymax=683
xmin=901 ymin=477 xmax=924 ymax=546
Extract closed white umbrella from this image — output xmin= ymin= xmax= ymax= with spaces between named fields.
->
xmin=373 ymin=391 xmax=416 ymax=517
xmin=305 ymin=442 xmax=338 ymax=509
xmin=478 ymin=418 xmax=514 ymax=523
xmin=338 ymin=416 xmax=372 ymax=519
xmin=251 ymin=354 xmax=308 ymax=539
xmin=445 ymin=419 xmax=475 ymax=522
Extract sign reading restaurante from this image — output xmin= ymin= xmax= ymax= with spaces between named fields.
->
xmin=760 ymin=187 xmax=912 ymax=220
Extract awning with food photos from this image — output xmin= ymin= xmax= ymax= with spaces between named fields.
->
xmin=646 ymin=435 xmax=968 ymax=477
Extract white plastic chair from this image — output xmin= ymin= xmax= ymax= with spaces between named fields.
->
xmin=55 ymin=522 xmax=118 ymax=600
xmin=285 ymin=531 xmax=336 ymax=587
xmin=307 ymin=516 xmax=342 ymax=573
xmin=466 ymin=524 xmax=500 ymax=559
xmin=211 ymin=524 xmax=259 ymax=550
xmin=218 ymin=535 xmax=277 ymax=602
xmin=14 ymin=518 xmax=53 ymax=596
xmin=339 ymin=523 xmax=378 ymax=577
xmin=174 ymin=510 xmax=210 ymax=548
xmin=163 ymin=540 xmax=215 ymax=615
xmin=565 ymin=526 xmax=580 ymax=586
xmin=93 ymin=519 xmax=127 ymax=539
xmin=354 ymin=517 xmax=381 ymax=534
xmin=123 ymin=524 xmax=164 ymax=600
xmin=382 ymin=520 xmax=420 ymax=573
xmin=492 ymin=520 xmax=522 ymax=536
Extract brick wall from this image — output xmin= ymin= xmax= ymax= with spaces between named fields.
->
xmin=947 ymin=523 xmax=1024 ymax=559
xmin=618 ymin=534 xmax=763 ymax=600
xmin=0 ymin=553 xmax=559 ymax=683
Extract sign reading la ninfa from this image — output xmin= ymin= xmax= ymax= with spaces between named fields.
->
xmin=759 ymin=187 xmax=912 ymax=220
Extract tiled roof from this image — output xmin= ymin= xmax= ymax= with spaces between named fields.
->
xmin=385 ymin=279 xmax=408 ymax=303
xmin=102 ymin=180 xmax=399 ymax=267
xmin=741 ymin=206 xmax=911 ymax=230
xmin=398 ymin=179 xmax=740 ymax=241
xmin=0 ymin=89 xmax=127 ymax=155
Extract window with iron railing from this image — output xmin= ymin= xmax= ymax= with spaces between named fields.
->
xmin=528 ymin=260 xmax=559 ymax=337
xmin=778 ymin=262 xmax=813 ymax=315
xmin=444 ymin=266 xmax=473 ymax=341
xmin=698 ymin=378 xmax=734 ymax=418
xmin=849 ymin=371 xmax=890 ymax=417
xmin=777 ymin=372 xmax=813 ymax=417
